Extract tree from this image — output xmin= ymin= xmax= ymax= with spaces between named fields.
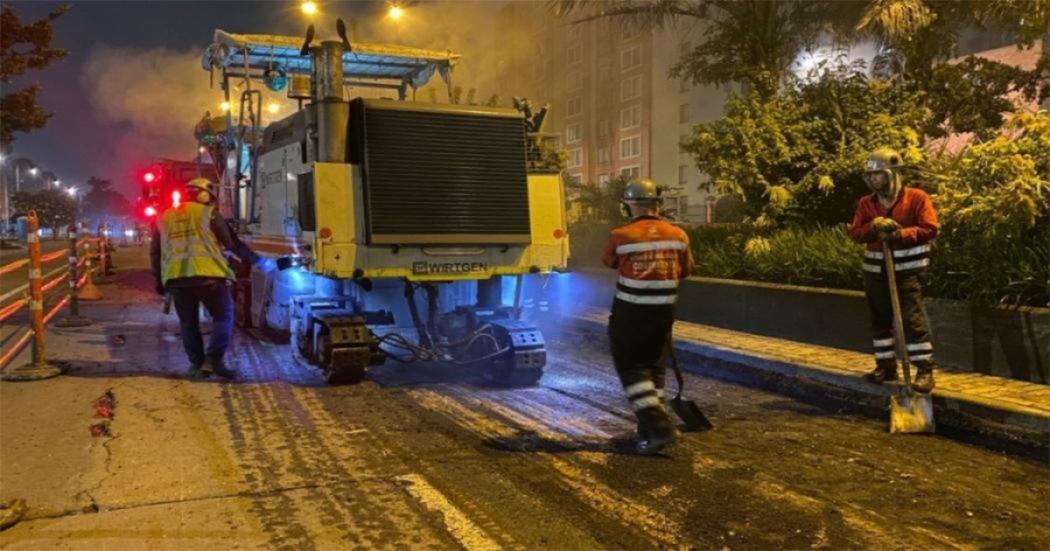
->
xmin=10 ymin=187 xmax=77 ymax=236
xmin=81 ymin=176 xmax=132 ymax=224
xmin=0 ymin=4 xmax=70 ymax=146
xmin=682 ymin=63 xmax=929 ymax=227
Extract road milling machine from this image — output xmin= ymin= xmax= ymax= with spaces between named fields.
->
xmin=200 ymin=22 xmax=568 ymax=385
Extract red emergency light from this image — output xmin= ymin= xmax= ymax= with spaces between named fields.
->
xmin=171 ymin=190 xmax=182 ymax=208
xmin=143 ymin=171 xmax=156 ymax=183
xmin=144 ymin=205 xmax=157 ymax=217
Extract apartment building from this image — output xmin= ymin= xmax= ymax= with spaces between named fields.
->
xmin=527 ymin=13 xmax=726 ymax=224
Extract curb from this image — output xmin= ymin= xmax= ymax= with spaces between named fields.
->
xmin=568 ymin=316 xmax=1050 ymax=452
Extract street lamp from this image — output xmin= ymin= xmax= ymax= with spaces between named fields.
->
xmin=266 ymin=102 xmax=280 ymax=114
xmin=28 ymin=167 xmax=38 ymax=176
xmin=220 ymin=100 xmax=231 ymax=112
xmin=387 ymin=4 xmax=404 ymax=20
xmin=66 ymin=186 xmax=77 ymax=197
xmin=300 ymin=1 xmax=318 ymax=16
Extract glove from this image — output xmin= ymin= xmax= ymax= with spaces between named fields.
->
xmin=871 ymin=217 xmax=901 ymax=233
xmin=878 ymin=229 xmax=902 ymax=242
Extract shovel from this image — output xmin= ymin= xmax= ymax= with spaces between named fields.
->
xmin=665 ymin=338 xmax=714 ymax=432
xmin=883 ymin=242 xmax=935 ymax=434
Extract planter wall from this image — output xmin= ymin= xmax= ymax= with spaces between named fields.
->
xmin=520 ymin=268 xmax=1048 ymax=384
xmin=681 ymin=277 xmax=1049 ymax=384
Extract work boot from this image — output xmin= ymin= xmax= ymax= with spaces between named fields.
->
xmin=912 ymin=365 xmax=935 ymax=393
xmin=635 ymin=407 xmax=676 ymax=455
xmin=204 ymin=356 xmax=236 ymax=380
xmin=187 ymin=364 xmax=210 ymax=379
xmin=865 ymin=362 xmax=898 ymax=384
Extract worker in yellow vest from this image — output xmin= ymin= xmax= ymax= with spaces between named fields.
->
xmin=150 ymin=178 xmax=246 ymax=379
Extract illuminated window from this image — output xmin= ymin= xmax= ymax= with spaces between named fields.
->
xmin=597 ymin=147 xmax=611 ymax=164
xmin=620 ymin=135 xmax=641 ymax=159
xmin=620 ymin=104 xmax=641 ymax=129
xmin=620 ymin=75 xmax=642 ymax=101
xmin=566 ymin=123 xmax=582 ymax=143
xmin=568 ymin=148 xmax=583 ymax=168
xmin=621 ymin=45 xmax=642 ymax=71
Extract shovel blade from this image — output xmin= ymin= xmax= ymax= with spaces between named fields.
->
xmin=671 ymin=397 xmax=714 ymax=432
xmin=889 ymin=391 xmax=935 ymax=434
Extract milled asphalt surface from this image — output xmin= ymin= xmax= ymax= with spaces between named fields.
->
xmin=1 ymin=248 xmax=1047 ymax=549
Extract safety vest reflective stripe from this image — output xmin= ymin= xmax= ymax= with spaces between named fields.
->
xmin=618 ymin=276 xmax=679 ymax=290
xmin=863 ymin=244 xmax=931 ymax=259
xmin=159 ymin=203 xmax=233 ymax=284
xmin=862 ymin=257 xmax=930 ymax=273
xmin=615 ymin=240 xmax=687 ymax=255
xmin=615 ymin=291 xmax=677 ymax=305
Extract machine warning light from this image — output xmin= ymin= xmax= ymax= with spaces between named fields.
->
xmin=144 ymin=205 xmax=157 ymax=217
xmin=143 ymin=171 xmax=156 ymax=183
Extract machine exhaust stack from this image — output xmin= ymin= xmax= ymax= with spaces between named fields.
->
xmin=303 ymin=21 xmax=350 ymax=163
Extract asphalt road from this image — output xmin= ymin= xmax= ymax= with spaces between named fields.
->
xmin=1 ymin=256 xmax=1047 ymax=549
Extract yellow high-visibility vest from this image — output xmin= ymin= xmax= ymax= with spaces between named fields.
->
xmin=158 ymin=202 xmax=234 ymax=284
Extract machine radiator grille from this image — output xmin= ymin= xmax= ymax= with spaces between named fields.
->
xmin=351 ymin=99 xmax=531 ymax=245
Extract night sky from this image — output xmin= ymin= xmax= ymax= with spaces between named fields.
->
xmin=7 ymin=0 xmax=387 ymax=194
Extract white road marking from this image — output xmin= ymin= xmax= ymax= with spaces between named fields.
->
xmin=396 ymin=473 xmax=502 ymax=551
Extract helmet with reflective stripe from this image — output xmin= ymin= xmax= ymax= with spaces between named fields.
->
xmin=622 ymin=179 xmax=662 ymax=204
xmin=184 ymin=177 xmax=217 ymax=199
xmin=863 ymin=148 xmax=903 ymax=198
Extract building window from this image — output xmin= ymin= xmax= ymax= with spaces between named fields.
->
xmin=620 ymin=75 xmax=642 ymax=101
xmin=568 ymin=148 xmax=583 ymax=169
xmin=620 ymin=135 xmax=641 ymax=159
xmin=679 ymin=103 xmax=690 ymax=123
xmin=566 ymin=123 xmax=582 ymax=143
xmin=568 ymin=172 xmax=582 ymax=185
xmin=678 ymin=165 xmax=689 ymax=186
xmin=567 ymin=71 xmax=582 ymax=91
xmin=597 ymin=147 xmax=611 ymax=164
xmin=567 ymin=43 xmax=582 ymax=65
xmin=621 ymin=22 xmax=640 ymax=41
xmin=620 ymin=104 xmax=641 ymax=129
xmin=567 ymin=96 xmax=582 ymax=116
xmin=598 ymin=119 xmax=611 ymax=138
xmin=621 ymin=45 xmax=641 ymax=72
xmin=598 ymin=173 xmax=610 ymax=188
xmin=620 ymin=165 xmax=641 ymax=180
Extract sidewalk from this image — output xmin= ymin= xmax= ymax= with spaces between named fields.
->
xmin=568 ymin=310 xmax=1050 ymax=449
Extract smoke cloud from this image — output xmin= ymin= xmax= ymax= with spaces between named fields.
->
xmin=77 ymin=0 xmax=545 ymax=193
xmin=80 ymin=44 xmax=216 ymax=192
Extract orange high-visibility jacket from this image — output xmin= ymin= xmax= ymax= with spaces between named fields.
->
xmin=849 ymin=187 xmax=939 ymax=274
xmin=601 ymin=215 xmax=694 ymax=305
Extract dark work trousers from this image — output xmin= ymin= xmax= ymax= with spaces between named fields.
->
xmin=171 ymin=279 xmax=234 ymax=367
xmin=608 ymin=299 xmax=675 ymax=422
xmin=863 ymin=271 xmax=936 ymax=370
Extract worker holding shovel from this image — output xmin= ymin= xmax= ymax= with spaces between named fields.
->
xmin=849 ymin=148 xmax=940 ymax=394
xmin=602 ymin=179 xmax=694 ymax=454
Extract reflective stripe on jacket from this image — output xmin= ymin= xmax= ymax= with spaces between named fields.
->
xmin=848 ymin=187 xmax=938 ymax=274
xmin=158 ymin=202 xmax=234 ymax=284
xmin=602 ymin=216 xmax=693 ymax=305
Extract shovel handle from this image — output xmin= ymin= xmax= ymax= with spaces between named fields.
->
xmin=882 ymin=242 xmax=912 ymax=389
xmin=665 ymin=335 xmax=686 ymax=401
